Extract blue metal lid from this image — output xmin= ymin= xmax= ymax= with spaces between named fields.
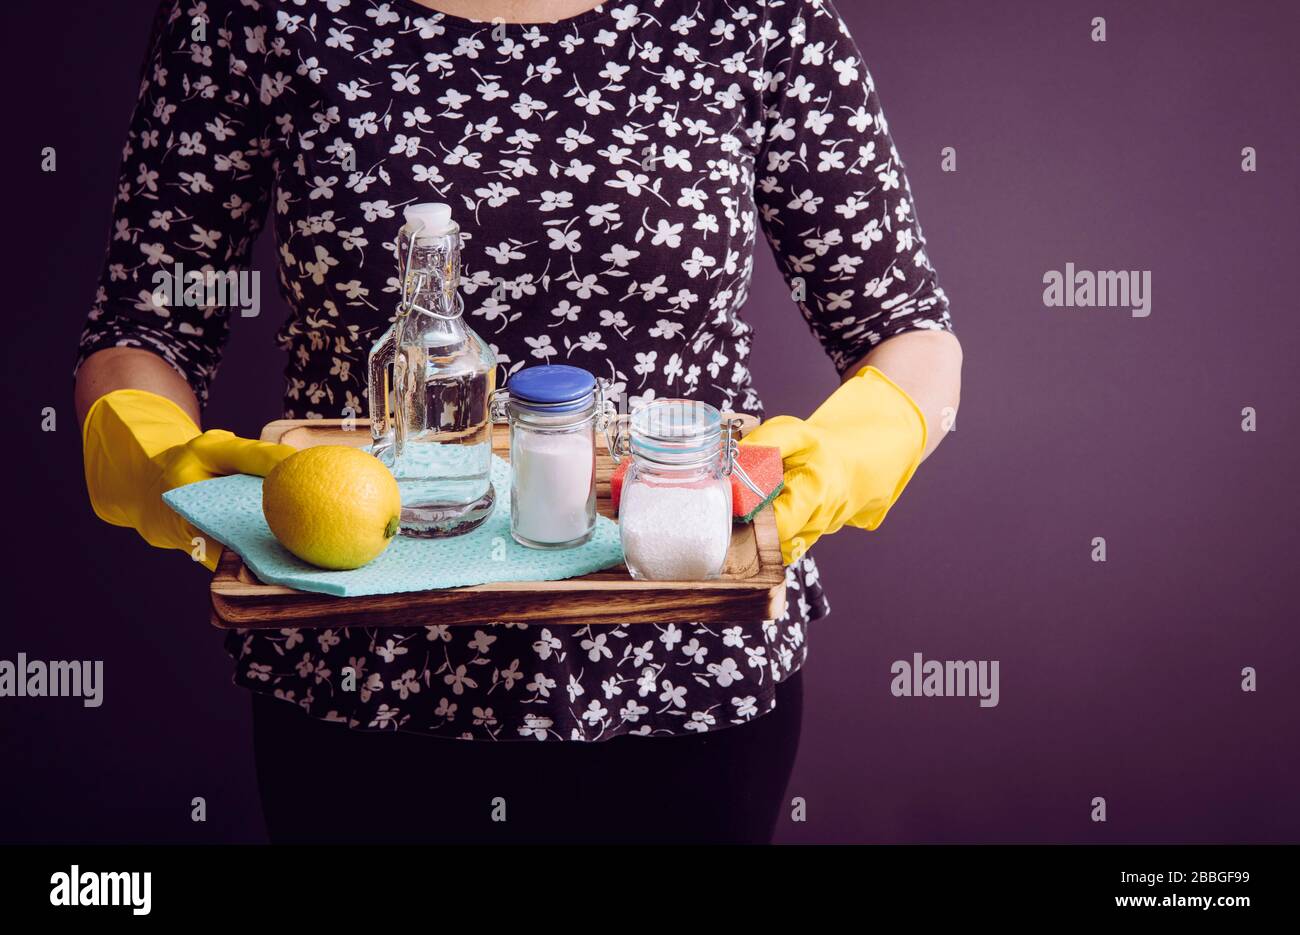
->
xmin=508 ymin=365 xmax=596 ymax=413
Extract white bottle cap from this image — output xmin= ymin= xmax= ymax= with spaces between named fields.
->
xmin=403 ymin=202 xmax=455 ymax=241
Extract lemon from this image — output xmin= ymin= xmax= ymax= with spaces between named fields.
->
xmin=262 ymin=445 xmax=401 ymax=570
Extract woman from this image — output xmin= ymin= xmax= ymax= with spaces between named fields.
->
xmin=77 ymin=0 xmax=961 ymax=843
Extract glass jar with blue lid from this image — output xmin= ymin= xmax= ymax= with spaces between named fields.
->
xmin=492 ymin=365 xmax=602 ymax=550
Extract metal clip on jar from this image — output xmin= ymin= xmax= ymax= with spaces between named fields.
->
xmin=491 ymin=365 xmax=600 ymax=550
xmin=609 ymin=399 xmax=746 ymax=582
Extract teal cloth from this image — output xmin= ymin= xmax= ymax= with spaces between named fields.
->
xmin=163 ymin=455 xmax=623 ymax=597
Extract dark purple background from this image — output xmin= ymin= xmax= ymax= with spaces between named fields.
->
xmin=2 ymin=0 xmax=1297 ymax=843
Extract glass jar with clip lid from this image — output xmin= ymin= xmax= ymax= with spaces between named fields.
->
xmin=607 ymin=399 xmax=764 ymax=581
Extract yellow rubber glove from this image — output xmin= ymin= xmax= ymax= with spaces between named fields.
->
xmin=744 ymin=366 xmax=927 ymax=564
xmin=82 ymin=389 xmax=295 ymax=570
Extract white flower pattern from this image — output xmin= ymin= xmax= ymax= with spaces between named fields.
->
xmin=79 ymin=0 xmax=951 ymax=741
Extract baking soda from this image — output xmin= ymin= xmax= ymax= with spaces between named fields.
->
xmin=512 ymin=431 xmax=594 ymax=545
xmin=620 ymin=483 xmax=731 ymax=580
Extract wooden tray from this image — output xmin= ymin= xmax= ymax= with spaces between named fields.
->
xmin=209 ymin=417 xmax=786 ymax=629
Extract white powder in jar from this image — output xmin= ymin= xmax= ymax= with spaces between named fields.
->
xmin=620 ymin=482 xmax=731 ymax=580
xmin=512 ymin=431 xmax=594 ymax=545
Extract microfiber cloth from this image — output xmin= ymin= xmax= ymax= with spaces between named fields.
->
xmin=163 ymin=455 xmax=624 ymax=597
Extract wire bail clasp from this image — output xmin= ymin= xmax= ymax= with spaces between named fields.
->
xmin=724 ymin=418 xmax=765 ymax=498
xmin=596 ymin=379 xmax=628 ymax=462
xmin=488 ymin=385 xmax=510 ymax=424
xmin=399 ymin=219 xmax=464 ymax=321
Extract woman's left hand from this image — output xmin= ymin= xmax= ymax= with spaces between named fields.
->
xmin=743 ymin=365 xmax=928 ymax=564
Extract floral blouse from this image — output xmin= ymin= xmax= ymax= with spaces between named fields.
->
xmin=80 ymin=0 xmax=951 ymax=741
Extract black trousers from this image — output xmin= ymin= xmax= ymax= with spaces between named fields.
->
xmin=252 ymin=669 xmax=803 ymax=844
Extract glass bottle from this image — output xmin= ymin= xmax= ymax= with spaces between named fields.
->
xmin=367 ymin=203 xmax=496 ymax=537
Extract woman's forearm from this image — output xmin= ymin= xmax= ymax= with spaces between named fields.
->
xmin=75 ymin=348 xmax=202 ymax=429
xmin=848 ymin=330 xmax=962 ymax=461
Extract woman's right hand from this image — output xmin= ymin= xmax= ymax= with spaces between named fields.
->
xmin=80 ymin=367 xmax=293 ymax=569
